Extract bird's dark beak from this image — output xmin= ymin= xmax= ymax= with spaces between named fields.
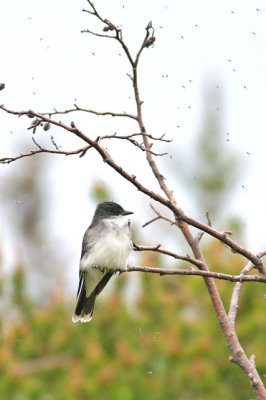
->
xmin=122 ymin=210 xmax=134 ymax=216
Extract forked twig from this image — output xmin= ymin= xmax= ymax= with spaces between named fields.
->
xmin=228 ymin=249 xmax=266 ymax=328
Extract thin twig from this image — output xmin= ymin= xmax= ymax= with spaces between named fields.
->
xmin=183 ymin=214 xmax=266 ymax=276
xmin=150 ymin=203 xmax=176 ymax=224
xmin=44 ymin=104 xmax=138 ymax=121
xmin=141 ymin=216 xmax=161 ymax=228
xmin=228 ymin=249 xmax=266 ymax=328
xmin=0 ymin=105 xmax=173 ymax=208
xmin=206 ymin=210 xmax=212 ymax=226
xmin=133 ymin=243 xmax=203 ymax=268
xmin=81 ymin=28 xmax=116 ymax=39
xmin=196 ymin=211 xmax=211 ymax=243
xmin=127 ymin=265 xmax=266 ymax=282
xmin=98 ymin=132 xmax=172 ymax=143
xmin=96 ymin=134 xmax=167 ymax=156
xmin=0 ymin=142 xmax=91 ymax=164
xmin=50 ymin=135 xmax=60 ymax=150
xmin=141 ymin=203 xmax=176 ymax=228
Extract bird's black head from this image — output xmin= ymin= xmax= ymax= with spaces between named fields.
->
xmin=92 ymin=201 xmax=133 ymax=225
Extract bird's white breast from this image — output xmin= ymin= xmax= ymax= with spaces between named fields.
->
xmin=81 ymin=216 xmax=131 ymax=272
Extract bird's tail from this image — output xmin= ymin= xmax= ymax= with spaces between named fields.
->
xmin=72 ymin=271 xmax=114 ymax=323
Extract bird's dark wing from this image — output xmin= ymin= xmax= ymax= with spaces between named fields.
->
xmin=95 ymin=271 xmax=114 ymax=296
xmin=80 ymin=228 xmax=93 ymax=259
xmin=80 ymin=222 xmax=103 ymax=259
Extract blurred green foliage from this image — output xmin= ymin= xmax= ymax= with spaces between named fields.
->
xmin=0 ymin=240 xmax=265 ymax=400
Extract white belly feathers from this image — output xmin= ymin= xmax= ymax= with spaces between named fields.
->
xmin=80 ymin=216 xmax=131 ymax=272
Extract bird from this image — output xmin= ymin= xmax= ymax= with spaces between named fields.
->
xmin=72 ymin=201 xmax=133 ymax=323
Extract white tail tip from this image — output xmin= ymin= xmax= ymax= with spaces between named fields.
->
xmin=72 ymin=314 xmax=93 ymax=323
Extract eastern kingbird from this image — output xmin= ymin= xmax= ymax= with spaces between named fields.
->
xmin=72 ymin=201 xmax=133 ymax=323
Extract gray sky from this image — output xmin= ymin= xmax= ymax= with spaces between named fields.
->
xmin=0 ymin=0 xmax=266 ymax=287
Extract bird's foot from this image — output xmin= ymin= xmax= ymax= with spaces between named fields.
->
xmin=115 ymin=266 xmax=128 ymax=275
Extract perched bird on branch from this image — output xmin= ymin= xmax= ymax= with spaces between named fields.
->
xmin=72 ymin=201 xmax=133 ymax=322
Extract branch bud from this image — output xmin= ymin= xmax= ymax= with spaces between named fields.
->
xmin=145 ymin=36 xmax=156 ymax=48
xmin=103 ymin=19 xmax=116 ymax=32
xmin=43 ymin=122 xmax=51 ymax=131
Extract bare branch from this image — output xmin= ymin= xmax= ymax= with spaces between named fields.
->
xmin=183 ymin=214 xmax=266 ymax=275
xmin=82 ymin=8 xmax=95 ymax=16
xmin=44 ymin=104 xmax=138 ymax=121
xmin=81 ymin=28 xmax=116 ymax=39
xmin=133 ymin=243 xmax=203 ymax=268
xmin=82 ymin=1 xmax=140 ymax=67
xmin=82 ymin=1 xmax=167 ymax=196
xmin=196 ymin=231 xmax=204 ymax=243
xmin=141 ymin=216 xmax=161 ymax=228
xmin=1 ymin=105 xmax=265 ymax=276
xmin=96 ymin=134 xmax=167 ymax=156
xmin=135 ymin=21 xmax=156 ymax=65
xmin=89 ymin=6 xmax=266 ymax=391
xmin=1 ymin=104 xmax=265 ymax=276
xmin=196 ymin=211 xmax=212 ymax=243
xmin=150 ymin=203 xmax=176 ymax=225
xmin=31 ymin=136 xmax=42 ymax=150
xmin=142 ymin=203 xmax=176 ymax=227
xmin=127 ymin=265 xmax=266 ymax=283
xmin=50 ymin=135 xmax=60 ymax=150
xmin=206 ymin=210 xmax=212 ymax=227
xmin=84 ymin=1 xmax=112 ymax=25
xmin=0 ymin=143 xmax=91 ymax=164
xmin=98 ymin=132 xmax=172 ymax=143
xmin=0 ymin=105 xmax=174 ymax=210
xmin=228 ymin=249 xmax=266 ymax=328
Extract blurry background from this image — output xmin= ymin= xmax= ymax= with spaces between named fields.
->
xmin=0 ymin=1 xmax=265 ymax=399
